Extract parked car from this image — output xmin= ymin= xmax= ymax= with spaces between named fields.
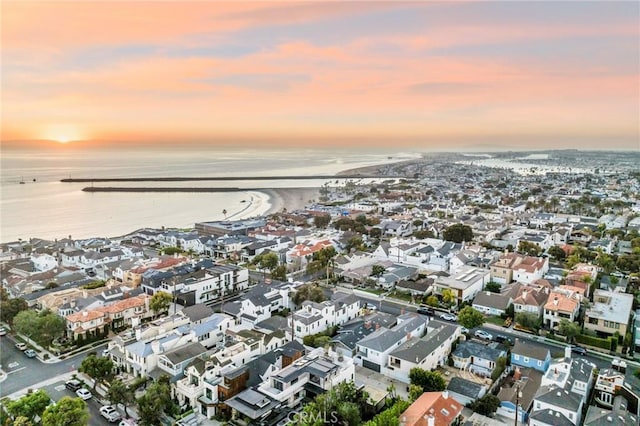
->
xmin=474 ymin=330 xmax=493 ymax=340
xmin=24 ymin=349 xmax=37 ymax=358
xmin=460 ymin=327 xmax=469 ymax=334
xmin=76 ymin=388 xmax=92 ymax=400
xmin=495 ymin=335 xmax=513 ymax=345
xmin=118 ymin=420 xmax=138 ymax=426
xmin=65 ymin=379 xmax=82 ymax=391
xmin=0 ymin=326 xmax=7 ymax=336
xmin=100 ymin=405 xmax=121 ymax=422
xmin=15 ymin=342 xmax=27 ymax=351
xmin=439 ymin=313 xmax=457 ymax=322
xmin=416 ymin=305 xmax=434 ymax=316
xmin=571 ymin=345 xmax=587 ymax=356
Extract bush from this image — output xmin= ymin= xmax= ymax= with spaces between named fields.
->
xmin=82 ymin=281 xmax=106 ymax=290
xmin=575 ymin=334 xmax=611 ymax=350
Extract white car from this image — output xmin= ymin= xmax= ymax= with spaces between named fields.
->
xmin=474 ymin=330 xmax=493 ymax=340
xmin=15 ymin=342 xmax=27 ymax=351
xmin=75 ymin=388 xmax=92 ymax=400
xmin=439 ymin=313 xmax=457 ymax=322
xmin=100 ymin=405 xmax=121 ymax=422
xmin=460 ymin=327 xmax=469 ymax=334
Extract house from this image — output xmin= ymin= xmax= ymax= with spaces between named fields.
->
xmin=512 ymin=283 xmax=550 ymax=317
xmin=433 ymin=266 xmax=490 ymax=305
xmin=330 ymin=313 xmax=397 ymax=359
xmin=497 ymin=366 xmax=543 ymax=424
xmin=287 ymin=293 xmax=360 ymax=342
xmin=584 ymin=290 xmax=634 ymax=339
xmin=400 ymin=391 xmax=463 ymax=426
xmin=593 ymin=358 xmax=640 ymax=412
xmin=451 ymin=340 xmax=507 ymax=378
xmin=356 ymin=314 xmax=427 ymax=373
xmin=225 ymin=347 xmax=354 ymax=425
xmin=529 ymin=351 xmax=596 ymax=426
xmin=156 ymin=341 xmax=208 ymax=379
xmin=472 ymin=283 xmax=520 ymax=316
xmin=510 ymin=340 xmax=551 ymax=373
xmin=490 ymin=253 xmax=549 ymax=285
xmin=446 ymin=377 xmax=487 ymax=406
xmin=585 ymin=396 xmax=639 ymax=426
xmin=223 ymin=282 xmax=293 ymax=326
xmin=65 ymin=310 xmax=108 ymax=340
xmin=543 ymin=289 xmax=581 ymax=330
xmin=385 ymin=321 xmax=460 ymax=383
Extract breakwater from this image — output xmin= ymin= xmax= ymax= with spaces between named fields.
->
xmin=63 ymin=175 xmax=383 ymax=183
xmin=82 ymin=187 xmax=248 ymax=192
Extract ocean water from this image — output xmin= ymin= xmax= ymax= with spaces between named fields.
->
xmin=1 ymin=147 xmax=417 ymax=242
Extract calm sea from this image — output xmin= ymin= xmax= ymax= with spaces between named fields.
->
xmin=0 ymin=147 xmax=417 ymax=243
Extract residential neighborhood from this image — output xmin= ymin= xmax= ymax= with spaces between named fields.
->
xmin=1 ymin=151 xmax=640 ymax=425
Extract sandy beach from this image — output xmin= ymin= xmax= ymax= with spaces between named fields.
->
xmin=263 ymin=187 xmax=322 ymax=215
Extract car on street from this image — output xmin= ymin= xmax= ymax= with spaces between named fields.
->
xmin=76 ymin=388 xmax=92 ymax=400
xmin=15 ymin=342 xmax=27 ymax=351
xmin=119 ymin=419 xmax=138 ymax=426
xmin=24 ymin=349 xmax=37 ymax=358
xmin=495 ymin=335 xmax=513 ymax=345
xmin=0 ymin=326 xmax=7 ymax=336
xmin=460 ymin=327 xmax=469 ymax=334
xmin=474 ymin=330 xmax=493 ymax=340
xmin=65 ymin=379 xmax=82 ymax=391
xmin=365 ymin=303 xmax=377 ymax=311
xmin=571 ymin=345 xmax=587 ymax=356
xmin=416 ymin=305 xmax=434 ymax=316
xmin=439 ymin=313 xmax=457 ymax=321
xmin=100 ymin=405 xmax=121 ymax=422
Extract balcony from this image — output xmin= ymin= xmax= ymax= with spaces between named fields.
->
xmin=176 ymin=378 xmax=204 ymax=400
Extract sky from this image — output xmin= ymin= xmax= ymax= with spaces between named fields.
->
xmin=2 ymin=1 xmax=639 ymax=151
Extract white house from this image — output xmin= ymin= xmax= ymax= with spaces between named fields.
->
xmin=433 ymin=266 xmax=490 ymax=305
xmin=30 ymin=253 xmax=58 ymax=272
xmin=385 ymin=322 xmax=460 ymax=383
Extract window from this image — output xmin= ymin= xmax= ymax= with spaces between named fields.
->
xmin=514 ymin=354 xmax=520 ymax=360
xmin=523 ymin=357 xmax=529 ymax=363
xmin=588 ymin=317 xmax=598 ymax=324
xmin=538 ymin=360 xmax=542 ymax=366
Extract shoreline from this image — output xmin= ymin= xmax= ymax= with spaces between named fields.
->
xmin=261 ymin=187 xmax=322 ymax=216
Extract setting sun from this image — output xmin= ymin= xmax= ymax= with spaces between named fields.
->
xmin=42 ymin=124 xmax=85 ymax=145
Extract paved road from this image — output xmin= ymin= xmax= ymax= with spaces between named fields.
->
xmin=42 ymin=379 xmax=122 ymax=426
xmin=0 ymin=334 xmax=107 ymax=398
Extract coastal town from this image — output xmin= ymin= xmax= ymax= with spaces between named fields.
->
xmin=1 ymin=150 xmax=640 ymax=426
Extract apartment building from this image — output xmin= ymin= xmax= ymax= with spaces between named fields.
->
xmin=584 ymin=290 xmax=634 ymax=339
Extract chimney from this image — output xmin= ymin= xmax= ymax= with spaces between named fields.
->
xmin=553 ymin=297 xmax=559 ymax=306
xmin=151 ymin=339 xmax=161 ymax=353
xmin=565 ymin=345 xmax=572 ymax=360
xmin=82 ymin=311 xmax=88 ymax=317
xmin=442 ymin=390 xmax=449 ymax=400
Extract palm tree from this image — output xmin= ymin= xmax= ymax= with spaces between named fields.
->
xmin=441 ymin=288 xmax=457 ymax=309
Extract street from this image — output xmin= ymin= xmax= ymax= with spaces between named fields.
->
xmin=0 ymin=334 xmax=107 ymax=398
xmin=42 ymin=379 xmax=120 ymax=426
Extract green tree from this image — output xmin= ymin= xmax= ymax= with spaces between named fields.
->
xmin=0 ymin=286 xmax=29 ymax=326
xmin=515 ymin=312 xmax=540 ymax=330
xmin=518 ymin=241 xmax=542 ymax=256
xmin=41 ymin=397 xmax=89 ymax=426
xmin=548 ymin=246 xmax=567 ymax=261
xmin=79 ymin=354 xmax=114 ymax=391
xmin=426 ymin=295 xmax=439 ymax=307
xmin=491 ymin=357 xmax=507 ymax=381
xmin=559 ymin=319 xmax=581 ymax=343
xmin=409 ymin=368 xmax=446 ymax=392
xmin=408 ymin=384 xmax=424 ymax=402
xmin=6 ymin=389 xmax=51 ymax=423
xmin=457 ymin=307 xmax=485 ymax=329
xmin=149 ymin=291 xmax=172 ymax=318
xmin=106 ymin=379 xmax=134 ymax=417
xmin=291 ymin=283 xmax=326 ymax=306
xmin=13 ymin=309 xmax=65 ymax=347
xmin=271 ymin=264 xmax=287 ymax=281
xmin=13 ymin=417 xmax=34 ymax=426
xmin=442 ymin=224 xmax=473 ymax=243
xmin=137 ymin=376 xmax=175 ymax=426
xmin=371 ymin=264 xmax=386 ymax=283
xmin=484 ymin=282 xmax=501 ymax=293
xmin=346 ymin=236 xmax=366 ymax=252
xmin=470 ymin=394 xmax=501 ymax=416
xmin=441 ymin=289 xmax=457 ymax=308
xmin=362 ymin=399 xmax=411 ymax=426
xmin=314 ymin=214 xmax=331 ymax=229
xmin=299 ymin=381 xmax=370 ymax=426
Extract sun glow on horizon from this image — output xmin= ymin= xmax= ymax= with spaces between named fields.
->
xmin=42 ymin=124 xmax=85 ymax=145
